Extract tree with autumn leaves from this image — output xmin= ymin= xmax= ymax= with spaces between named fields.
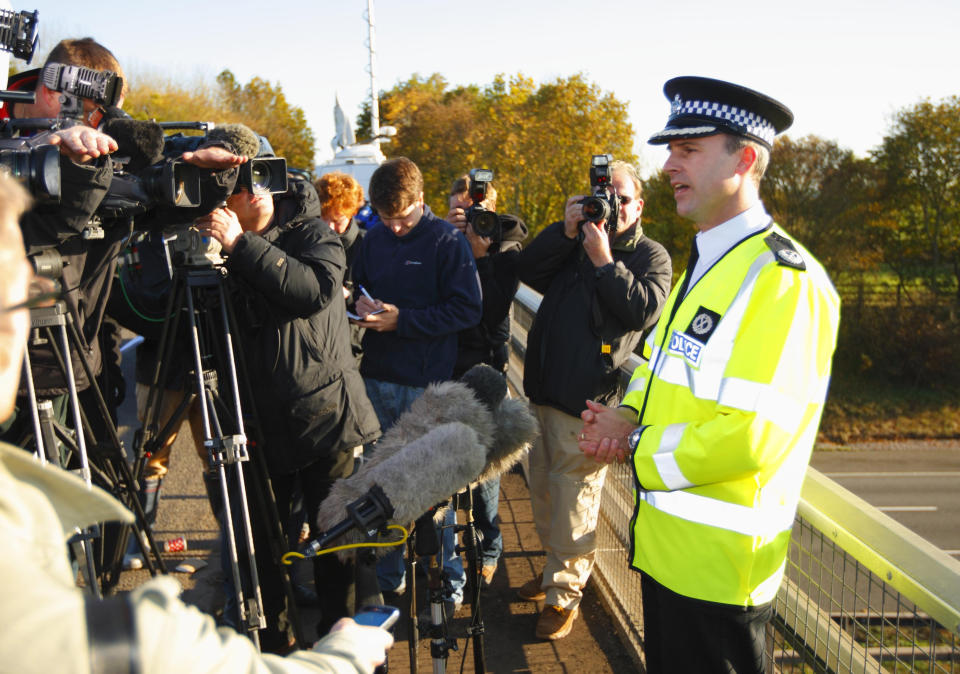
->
xmin=124 ymin=70 xmax=316 ymax=168
xmin=356 ymin=72 xmax=636 ymax=233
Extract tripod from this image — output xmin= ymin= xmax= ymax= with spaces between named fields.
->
xmin=20 ymin=301 xmax=165 ymax=594
xmin=136 ymin=263 xmax=303 ymax=650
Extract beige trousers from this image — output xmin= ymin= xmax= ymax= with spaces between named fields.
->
xmin=136 ymin=383 xmax=206 ymax=479
xmin=528 ymin=403 xmax=608 ymax=610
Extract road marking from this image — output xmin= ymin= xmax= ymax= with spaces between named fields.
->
xmin=877 ymin=506 xmax=937 ymax=512
xmin=945 ymin=550 xmax=960 ymax=557
xmin=822 ymin=472 xmax=960 ymax=478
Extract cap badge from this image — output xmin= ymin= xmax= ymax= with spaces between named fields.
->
xmin=671 ymin=94 xmax=683 ymax=116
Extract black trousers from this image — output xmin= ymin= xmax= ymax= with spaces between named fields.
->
xmin=271 ymin=449 xmax=381 ymax=637
xmin=641 ymin=573 xmax=772 ymax=674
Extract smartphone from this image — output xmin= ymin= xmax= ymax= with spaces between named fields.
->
xmin=353 ymin=604 xmax=400 ymax=630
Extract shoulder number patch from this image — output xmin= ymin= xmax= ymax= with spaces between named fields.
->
xmin=764 ymin=231 xmax=806 ymax=271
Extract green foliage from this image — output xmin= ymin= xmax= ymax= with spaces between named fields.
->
xmin=639 ymin=170 xmax=696 ymax=282
xmin=762 ymin=135 xmax=885 ymax=274
xmin=358 ymin=72 xmax=636 ymax=234
xmin=215 ymin=71 xmax=315 ymax=169
xmin=124 ymin=70 xmax=315 ymax=170
xmin=872 ymin=96 xmax=960 ymax=301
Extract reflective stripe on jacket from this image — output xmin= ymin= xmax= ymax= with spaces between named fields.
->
xmin=622 ymin=223 xmax=840 ymax=606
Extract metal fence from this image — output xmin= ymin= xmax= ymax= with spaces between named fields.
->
xmin=508 ymin=284 xmax=960 ymax=673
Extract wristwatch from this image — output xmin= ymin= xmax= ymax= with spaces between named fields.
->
xmin=626 ymin=426 xmax=646 ymax=452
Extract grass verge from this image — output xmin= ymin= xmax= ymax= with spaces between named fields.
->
xmin=818 ymin=377 xmax=960 ymax=443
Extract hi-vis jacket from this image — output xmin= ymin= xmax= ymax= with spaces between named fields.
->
xmin=621 ymin=222 xmax=840 ymax=607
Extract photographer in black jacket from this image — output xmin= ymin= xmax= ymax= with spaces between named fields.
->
xmin=515 ymin=159 xmax=671 ymax=640
xmin=197 ymin=162 xmax=381 ymax=650
xmin=445 ymin=173 xmax=527 ymax=588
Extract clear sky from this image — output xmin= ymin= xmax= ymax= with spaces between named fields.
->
xmin=18 ymin=0 xmax=960 ymax=175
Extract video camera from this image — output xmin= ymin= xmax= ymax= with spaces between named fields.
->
xmin=465 ymin=168 xmax=501 ymax=241
xmin=0 ymin=141 xmax=59 ymax=200
xmin=156 ymin=126 xmax=288 ymax=268
xmin=237 ymin=156 xmax=287 ymax=195
xmin=577 ymin=154 xmax=619 ymax=236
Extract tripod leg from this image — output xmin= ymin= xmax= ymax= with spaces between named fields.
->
xmin=21 ymin=351 xmax=54 ymax=465
xmin=184 ymin=283 xmax=266 ymax=649
xmin=59 ymin=320 xmax=166 ymax=584
xmin=413 ymin=510 xmax=454 ymax=674
xmin=70 ymin=530 xmax=103 ymax=599
xmin=217 ymin=283 xmax=305 ymax=649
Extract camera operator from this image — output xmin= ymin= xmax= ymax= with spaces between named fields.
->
xmin=445 ymin=172 xmax=528 ymax=588
xmin=0 ymin=171 xmax=393 ymax=674
xmin=515 ymin=159 xmax=672 ymax=640
xmin=0 ymin=38 xmax=129 ymax=447
xmin=196 ymin=150 xmax=382 ymax=649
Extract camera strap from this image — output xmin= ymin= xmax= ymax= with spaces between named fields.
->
xmin=85 ymin=594 xmax=140 ymax=674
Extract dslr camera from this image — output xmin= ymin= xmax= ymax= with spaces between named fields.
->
xmin=464 ymin=168 xmax=501 ymax=241
xmin=577 ymin=154 xmax=620 ymax=236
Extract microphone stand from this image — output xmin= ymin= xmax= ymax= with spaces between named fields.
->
xmin=411 ymin=506 xmax=458 ymax=674
xmin=456 ymin=486 xmax=487 ymax=673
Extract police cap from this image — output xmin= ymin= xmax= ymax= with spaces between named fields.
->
xmin=648 ymin=76 xmax=793 ymax=149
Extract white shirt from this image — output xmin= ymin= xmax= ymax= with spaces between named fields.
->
xmin=685 ymin=201 xmax=773 ymax=295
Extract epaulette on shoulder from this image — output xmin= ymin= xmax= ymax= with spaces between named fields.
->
xmin=764 ymin=231 xmax=806 ymax=271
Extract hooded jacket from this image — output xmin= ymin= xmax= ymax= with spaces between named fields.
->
xmin=225 ymin=178 xmax=380 ymax=475
xmin=454 ymin=213 xmax=528 ymax=377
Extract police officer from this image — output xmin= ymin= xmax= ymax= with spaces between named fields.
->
xmin=578 ymin=77 xmax=841 ymax=673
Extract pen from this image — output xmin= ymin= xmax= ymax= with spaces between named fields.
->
xmin=358 ymin=285 xmax=375 ymax=303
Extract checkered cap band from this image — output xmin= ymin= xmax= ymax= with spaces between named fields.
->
xmin=670 ymin=97 xmax=776 ymax=145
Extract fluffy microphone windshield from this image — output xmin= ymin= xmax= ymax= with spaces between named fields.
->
xmin=314 ymin=365 xmax=539 ymax=556
xmin=205 ymin=123 xmax=260 ymax=159
xmin=101 ymin=118 xmax=164 ymax=173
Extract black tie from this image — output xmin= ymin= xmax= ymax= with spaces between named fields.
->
xmin=679 ymin=238 xmax=700 ymax=299
xmin=666 ymin=238 xmax=699 ymax=326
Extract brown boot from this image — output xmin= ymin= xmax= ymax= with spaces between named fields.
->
xmin=516 ymin=573 xmax=545 ymax=601
xmin=535 ymin=604 xmax=579 ymax=640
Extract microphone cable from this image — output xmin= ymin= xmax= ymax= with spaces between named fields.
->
xmin=280 ymin=523 xmax=408 ymax=565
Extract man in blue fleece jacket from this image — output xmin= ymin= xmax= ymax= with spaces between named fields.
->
xmin=351 ymin=156 xmax=482 ymax=612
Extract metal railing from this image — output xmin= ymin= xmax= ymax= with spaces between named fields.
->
xmin=507 ymin=284 xmax=960 ymax=673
